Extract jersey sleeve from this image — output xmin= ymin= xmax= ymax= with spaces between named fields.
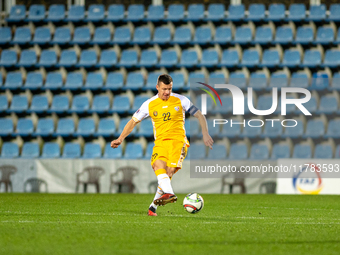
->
xmin=180 ymin=95 xmax=199 ymax=115
xmin=132 ymin=101 xmax=149 ymax=123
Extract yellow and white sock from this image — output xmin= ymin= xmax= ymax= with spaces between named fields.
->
xmin=155 ymin=169 xmax=174 ymax=194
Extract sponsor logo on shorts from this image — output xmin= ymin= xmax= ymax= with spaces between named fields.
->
xmin=153 ymin=111 xmax=158 ymax=116
xmin=174 ymin=106 xmax=179 ymax=111
xmin=152 ymin=153 xmax=158 ymax=161
xmin=171 ymin=163 xmax=176 ymax=165
xmin=162 ymin=105 xmax=168 ymax=108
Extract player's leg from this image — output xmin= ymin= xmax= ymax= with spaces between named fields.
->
xmin=148 ymin=185 xmax=164 ymax=216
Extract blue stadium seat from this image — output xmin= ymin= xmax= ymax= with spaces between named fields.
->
xmin=66 ymin=5 xmax=85 ymax=22
xmin=336 ymin=145 xmax=340 ymax=158
xmin=1 ymin=142 xmax=19 ymax=158
xmin=96 ymin=119 xmax=115 ymax=137
xmin=254 ymin=26 xmax=273 ymax=45
xmin=4 ymin=72 xmax=23 ymax=90
xmin=249 ymin=72 xmax=267 ymax=90
xmin=84 ymin=72 xmax=103 ymax=90
xmin=72 ymin=27 xmax=91 ymax=45
xmin=35 ymin=118 xmax=54 ymax=136
xmin=335 ymin=27 xmax=340 ymax=44
xmin=76 ymin=119 xmax=95 ymax=137
xmin=261 ymin=119 xmax=283 ymax=138
xmin=274 ymin=26 xmax=293 ymax=44
xmin=104 ymin=72 xmax=124 ymax=91
xmin=8 ymin=95 xmax=27 ymax=113
xmin=152 ymin=27 xmax=171 ymax=45
xmin=178 ymin=49 xmax=198 ymax=67
xmin=16 ymin=118 xmax=33 ymax=136
xmin=0 ymin=118 xmax=13 ymax=135
xmin=295 ymin=26 xmax=314 ymax=45
xmin=250 ymin=144 xmax=269 ymax=160
xmin=240 ymin=49 xmax=260 ymax=67
xmin=64 ymin=72 xmax=83 ymax=90
xmin=130 ymin=95 xmax=148 ymax=114
xmin=0 ymin=27 xmax=11 ymax=45
xmin=12 ymin=27 xmax=31 ymax=44
xmin=144 ymin=142 xmax=154 ymax=159
xmin=38 ymin=50 xmax=57 ymax=67
xmin=229 ymin=71 xmax=247 ymax=90
xmin=57 ymin=50 xmax=77 ymax=67
xmin=89 ymin=95 xmax=110 ymax=113
xmin=310 ymin=73 xmax=329 ymax=91
xmin=111 ymin=95 xmax=130 ymax=114
xmin=96 ymin=49 xmax=117 ymax=67
xmin=209 ymin=71 xmax=226 ymax=83
xmin=282 ymin=120 xmax=304 ymax=138
xmin=138 ymin=119 xmax=153 ymax=138
xmin=322 ymin=49 xmax=340 ymax=68
xmin=256 ymin=95 xmax=274 ymax=112
xmin=138 ymin=49 xmax=158 ymax=67
xmin=103 ymin=143 xmax=122 ymax=158
xmin=0 ymin=50 xmax=17 ymax=67
xmin=267 ymin=4 xmax=285 ymax=21
xmin=206 ymin=4 xmax=225 ymax=21
xmin=172 ymin=27 xmax=191 ymax=45
xmin=158 ymin=49 xmax=178 ymax=68
xmin=18 ymin=50 xmax=37 ymax=67
xmin=106 ymin=4 xmax=125 ymax=22
xmin=269 ymin=72 xmax=288 ymax=89
xmin=281 ymin=49 xmax=301 ymax=67
xmin=325 ymin=119 xmax=340 ymax=138
xmin=193 ymin=26 xmax=212 ymax=45
xmin=212 ymin=26 xmax=232 ymax=45
xmin=330 ymin=73 xmax=340 ymax=91
xmin=240 ymin=121 xmax=262 ymax=138
xmin=82 ymin=143 xmax=101 ymax=158
xmin=287 ymin=4 xmax=306 ymax=21
xmin=303 ymin=119 xmax=325 ymax=138
xmin=145 ymin=72 xmax=162 ymax=90
xmin=308 ymin=4 xmax=326 ymax=21
xmin=56 ymin=119 xmax=75 ymax=137
xmin=247 ymin=4 xmax=265 ymax=21
xmin=62 ymin=143 xmax=81 ymax=158
xmin=7 ymin=5 xmax=26 ymax=22
xmin=77 ymin=50 xmax=97 ymax=67
xmin=146 ymin=5 xmax=164 ymax=21
xmin=293 ymin=144 xmax=312 ymax=158
xmin=234 ymin=26 xmax=252 ymax=44
xmin=260 ymin=49 xmax=280 ymax=68
xmin=199 ymin=49 xmax=218 ymax=67
xmin=314 ymin=144 xmax=333 ymax=158
xmin=41 ymin=143 xmax=60 ymax=158
xmin=92 ymin=27 xmax=111 ymax=45
xmin=185 ymin=119 xmax=200 ymax=138
xmin=46 ymin=5 xmax=65 ymax=22
xmin=318 ymin=95 xmax=338 ymax=114
xmin=124 ymin=143 xmax=143 ymax=159
xmin=52 ymin=27 xmax=71 ymax=45
xmin=24 ymin=72 xmax=43 ymax=90
xmin=0 ymin=96 xmax=8 ymax=112
xmin=328 ymin=4 xmax=340 ymax=21
xmin=186 ymin=4 xmax=204 ymax=22
xmin=301 ymin=50 xmax=321 ymax=67
xmin=166 ymin=4 xmax=184 ymax=22
xmin=189 ymin=143 xmax=206 ymax=160
xmin=271 ymin=144 xmax=291 ymax=159
xmin=70 ymin=96 xmax=89 ymax=113
xmin=206 ymin=119 xmax=220 ymax=137
xmin=227 ymin=4 xmax=245 ymax=21
xmin=32 ymin=27 xmax=50 ymax=45
xmin=229 ymin=143 xmax=248 ymax=160
xmin=118 ymin=49 xmax=138 ymax=68
xmin=126 ymin=4 xmax=144 ymax=22
xmin=125 ymin=72 xmax=145 ymax=91
xmin=169 ymin=72 xmax=186 ymax=91
xmin=213 ymin=95 xmax=232 ymax=114
xmin=27 ymin=5 xmax=45 ymax=22
xmin=207 ymin=144 xmax=227 ymax=160
xmin=49 ymin=95 xmax=69 ymax=113
xmin=187 ymin=72 xmax=205 ymax=87
xmin=290 ymin=72 xmax=309 ymax=88
xmin=44 ymin=72 xmax=63 ymax=90
xmin=315 ymin=27 xmax=334 ymax=44
xmin=117 ymin=117 xmax=136 ymax=136
xmin=299 ymin=95 xmax=317 ymax=114
xmin=132 ymin=27 xmax=151 ymax=45
xmin=21 ymin=142 xmax=39 ymax=158
xmin=86 ymin=4 xmax=104 ymax=22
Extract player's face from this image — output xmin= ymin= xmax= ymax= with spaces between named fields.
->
xmin=157 ymin=82 xmax=173 ymax=101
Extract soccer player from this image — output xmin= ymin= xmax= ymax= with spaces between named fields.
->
xmin=111 ymin=74 xmax=213 ymax=216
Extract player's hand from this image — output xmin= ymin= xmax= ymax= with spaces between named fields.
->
xmin=203 ymin=134 xmax=214 ymax=150
xmin=111 ymin=138 xmax=123 ymax=148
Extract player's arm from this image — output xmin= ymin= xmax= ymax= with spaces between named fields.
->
xmin=194 ymin=110 xmax=214 ymax=150
xmin=110 ymin=119 xmax=138 ymax=148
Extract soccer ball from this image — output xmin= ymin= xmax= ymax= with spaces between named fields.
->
xmin=183 ymin=193 xmax=204 ymax=214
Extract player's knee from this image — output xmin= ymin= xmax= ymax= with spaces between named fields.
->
xmin=152 ymin=160 xmax=166 ymax=172
xmin=166 ymin=167 xmax=176 ymax=178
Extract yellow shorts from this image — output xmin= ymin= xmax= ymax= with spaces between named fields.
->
xmin=151 ymin=139 xmax=189 ymax=169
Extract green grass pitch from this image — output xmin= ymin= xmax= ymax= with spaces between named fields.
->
xmin=1 ymin=194 xmax=339 ymax=255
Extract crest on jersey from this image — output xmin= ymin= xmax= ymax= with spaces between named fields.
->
xmin=153 ymin=111 xmax=158 ymax=116
xmin=174 ymin=106 xmax=180 ymax=111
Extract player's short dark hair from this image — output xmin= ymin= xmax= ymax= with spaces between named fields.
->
xmin=157 ymin=74 xmax=173 ymax=85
